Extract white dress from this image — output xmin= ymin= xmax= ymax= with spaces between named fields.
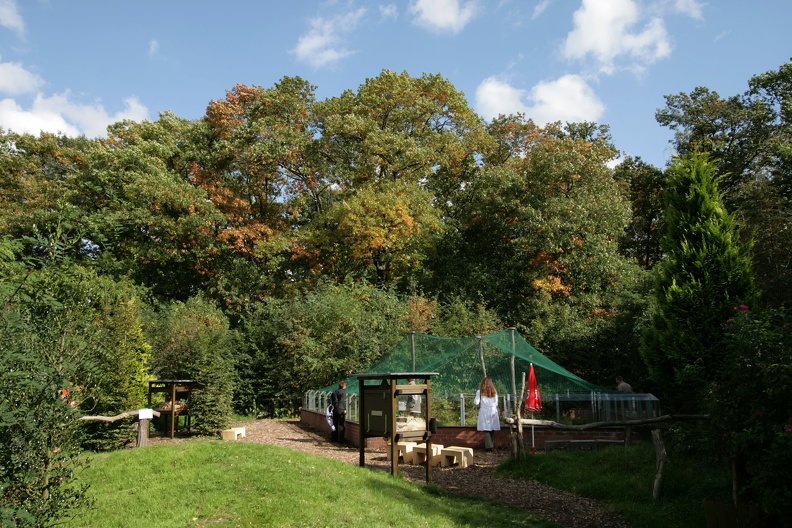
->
xmin=475 ymin=390 xmax=501 ymax=431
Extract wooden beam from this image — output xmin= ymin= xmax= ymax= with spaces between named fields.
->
xmin=505 ymin=414 xmax=708 ymax=431
xmin=80 ymin=410 xmax=161 ymax=422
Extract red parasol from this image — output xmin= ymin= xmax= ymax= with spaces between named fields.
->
xmin=525 ymin=363 xmax=542 ymax=413
xmin=524 ymin=363 xmax=542 ymax=454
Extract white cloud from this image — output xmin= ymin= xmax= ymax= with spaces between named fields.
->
xmin=0 ymin=97 xmax=79 ymax=136
xmin=292 ymin=8 xmax=367 ymax=68
xmin=475 ymin=75 xmax=604 ymax=125
xmin=148 ymin=39 xmax=159 ymax=57
xmin=532 ymin=0 xmax=554 ymax=20
xmin=0 ymin=92 xmax=149 ymax=138
xmin=475 ymin=77 xmax=530 ymax=120
xmin=0 ymin=0 xmax=24 ymax=36
xmin=669 ymin=0 xmax=704 ymax=20
xmin=0 ymin=61 xmax=45 ymax=95
xmin=380 ymin=4 xmax=398 ymax=20
xmin=563 ymin=0 xmax=672 ymax=74
xmin=409 ymin=0 xmax=477 ymax=33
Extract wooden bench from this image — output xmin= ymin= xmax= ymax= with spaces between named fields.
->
xmin=440 ymin=446 xmax=474 ymax=468
xmin=412 ymin=443 xmax=444 ymax=466
xmin=221 ymin=427 xmax=246 ymax=441
xmin=386 ymin=441 xmax=418 ymax=463
xmin=569 ymin=440 xmax=597 ymax=451
xmin=545 ymin=440 xmax=571 ymax=451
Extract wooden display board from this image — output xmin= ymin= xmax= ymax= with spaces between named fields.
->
xmin=354 ymin=372 xmax=437 ymax=481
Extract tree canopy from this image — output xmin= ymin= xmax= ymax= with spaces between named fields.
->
xmin=3 ymin=62 xmax=792 ymax=524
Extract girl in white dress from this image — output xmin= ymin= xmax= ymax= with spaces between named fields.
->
xmin=474 ymin=377 xmax=500 ymax=451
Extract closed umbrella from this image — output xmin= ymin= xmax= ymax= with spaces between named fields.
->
xmin=524 ymin=363 xmax=542 ymax=453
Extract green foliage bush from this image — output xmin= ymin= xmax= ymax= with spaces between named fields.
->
xmin=0 ymin=237 xmax=94 ymax=525
xmin=146 ymin=296 xmax=237 ymax=435
xmin=709 ymin=307 xmax=792 ymax=522
xmin=0 ymin=343 xmax=91 ymax=526
xmin=238 ymin=281 xmax=408 ymax=417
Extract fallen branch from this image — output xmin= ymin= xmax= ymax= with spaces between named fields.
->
xmin=80 ymin=409 xmax=161 ymax=422
xmin=80 ymin=409 xmax=161 ymax=447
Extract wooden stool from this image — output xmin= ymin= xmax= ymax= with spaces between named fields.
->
xmin=412 ymin=443 xmax=444 ymax=466
xmin=440 ymin=446 xmax=474 ymax=468
xmin=386 ymin=441 xmax=418 ymax=463
xmin=221 ymin=427 xmax=246 ymax=441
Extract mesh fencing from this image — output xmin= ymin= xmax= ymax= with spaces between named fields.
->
xmin=319 ymin=328 xmax=615 ymax=400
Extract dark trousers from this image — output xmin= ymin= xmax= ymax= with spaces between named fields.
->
xmin=483 ymin=431 xmax=495 ymax=450
xmin=331 ymin=413 xmax=346 ymax=442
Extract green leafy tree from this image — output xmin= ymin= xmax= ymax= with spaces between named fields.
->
xmin=656 ymin=60 xmax=792 ymax=308
xmin=431 ymin=119 xmax=634 ymax=361
xmin=641 ymin=154 xmax=756 ymax=411
xmin=146 ymin=296 xmax=236 ymax=435
xmin=78 ymin=283 xmax=151 ymax=451
xmin=0 ymin=223 xmax=151 ymax=452
xmin=428 ymin=295 xmax=503 ymax=338
xmin=289 ymin=70 xmax=487 ymax=291
xmin=613 ymin=156 xmax=666 ymax=269
xmin=0 ymin=237 xmax=96 ymax=526
xmin=0 ymin=131 xmax=92 ymax=241
xmin=84 ymin=115 xmax=225 ymax=301
xmin=316 ymin=70 xmax=488 ymax=188
xmin=0 ymin=335 xmax=90 ymax=527
xmin=238 ymin=281 xmax=407 ymax=416
xmin=306 ymin=180 xmax=444 ymax=287
xmin=710 ymin=307 xmax=792 ymax=522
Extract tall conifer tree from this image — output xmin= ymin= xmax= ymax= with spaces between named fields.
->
xmin=641 ymin=153 xmax=756 ymax=411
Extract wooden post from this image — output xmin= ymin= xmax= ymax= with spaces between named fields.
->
xmin=136 ymin=419 xmax=150 ymax=447
xmin=425 ymin=377 xmax=432 ymax=483
xmin=652 ymin=429 xmax=667 ymax=500
xmin=170 ymin=382 xmax=177 ymax=439
xmin=358 ymin=377 xmax=366 ymax=469
xmin=390 ymin=378 xmax=399 ymax=477
xmin=511 ymin=372 xmax=526 ymax=459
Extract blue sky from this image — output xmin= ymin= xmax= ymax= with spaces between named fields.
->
xmin=1 ymin=0 xmax=789 ymax=168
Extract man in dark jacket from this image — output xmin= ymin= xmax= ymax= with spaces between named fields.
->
xmin=330 ymin=380 xmax=347 ymax=443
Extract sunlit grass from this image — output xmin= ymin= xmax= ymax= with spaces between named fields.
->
xmin=64 ymin=441 xmax=559 ymax=528
xmin=499 ymin=441 xmax=731 ymax=528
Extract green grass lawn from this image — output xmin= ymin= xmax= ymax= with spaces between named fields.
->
xmin=498 ymin=441 xmax=732 ymax=528
xmin=63 ymin=441 xmax=558 ymax=528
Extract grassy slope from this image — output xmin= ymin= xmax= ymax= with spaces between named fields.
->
xmin=63 ymin=441 xmax=557 ymax=528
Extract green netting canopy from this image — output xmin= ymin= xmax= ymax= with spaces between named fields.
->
xmin=320 ymin=329 xmax=615 ymax=398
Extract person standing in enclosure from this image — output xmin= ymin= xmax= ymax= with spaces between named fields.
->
xmin=330 ymin=381 xmax=347 ymax=443
xmin=475 ymin=377 xmax=500 ymax=451
xmin=616 ymin=376 xmax=633 ymax=393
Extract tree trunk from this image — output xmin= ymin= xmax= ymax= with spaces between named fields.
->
xmin=510 ymin=372 xmax=527 ymax=459
xmin=652 ymin=429 xmax=667 ymax=500
xmin=136 ymin=419 xmax=150 ymax=447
